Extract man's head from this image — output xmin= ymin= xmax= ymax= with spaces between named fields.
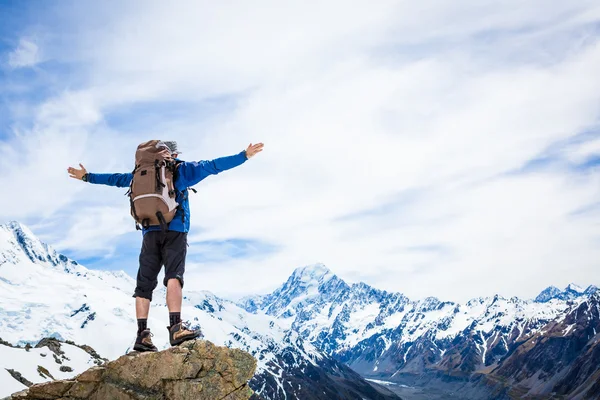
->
xmin=159 ymin=140 xmax=181 ymax=158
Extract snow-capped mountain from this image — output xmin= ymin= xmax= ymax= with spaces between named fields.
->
xmin=535 ymin=283 xmax=597 ymax=302
xmin=241 ymin=263 xmax=600 ymax=399
xmin=240 ymin=263 xmax=570 ymax=359
xmin=534 ymin=285 xmax=562 ymax=302
xmin=0 ymin=222 xmax=398 ymax=400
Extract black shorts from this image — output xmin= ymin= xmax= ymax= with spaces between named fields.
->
xmin=133 ymin=231 xmax=187 ymax=302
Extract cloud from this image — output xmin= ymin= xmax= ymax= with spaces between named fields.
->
xmin=1 ymin=1 xmax=600 ymax=302
xmin=565 ymin=135 xmax=600 ymax=165
xmin=7 ymin=38 xmax=40 ymax=68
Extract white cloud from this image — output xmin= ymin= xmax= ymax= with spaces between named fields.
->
xmin=2 ymin=0 xmax=600 ymax=302
xmin=566 ymin=137 xmax=600 ymax=164
xmin=8 ymin=38 xmax=40 ymax=68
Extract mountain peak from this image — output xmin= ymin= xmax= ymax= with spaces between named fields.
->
xmin=244 ymin=263 xmax=350 ymax=318
xmin=535 ymin=286 xmax=562 ymax=303
xmin=5 ymin=220 xmax=23 ymax=229
xmin=0 ymin=220 xmax=84 ymax=275
xmin=565 ymin=283 xmax=585 ymax=293
xmin=1 ymin=220 xmax=48 ymax=262
xmin=291 ymin=263 xmax=333 ymax=282
xmin=584 ymin=285 xmax=599 ymax=295
xmin=535 ymin=283 xmax=595 ymax=303
xmin=2 ymin=220 xmax=36 ymax=238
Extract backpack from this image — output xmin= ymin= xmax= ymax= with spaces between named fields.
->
xmin=127 ymin=140 xmax=180 ymax=231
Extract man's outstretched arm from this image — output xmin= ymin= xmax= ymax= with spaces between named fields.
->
xmin=87 ymin=172 xmax=133 ymax=187
xmin=178 ymin=143 xmax=264 ymax=187
xmin=67 ymin=164 xmax=133 ymax=188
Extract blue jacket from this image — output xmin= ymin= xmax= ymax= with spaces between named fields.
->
xmin=87 ymin=150 xmax=248 ymax=234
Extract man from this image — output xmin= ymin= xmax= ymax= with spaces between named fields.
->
xmin=67 ymin=141 xmax=264 ymax=352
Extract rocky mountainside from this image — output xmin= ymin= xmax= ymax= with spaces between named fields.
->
xmin=488 ymin=291 xmax=600 ymax=399
xmin=0 ymin=221 xmax=399 ymax=400
xmin=241 ymin=263 xmax=600 ymax=399
xmin=6 ymin=339 xmax=256 ymax=400
xmin=0 ymin=337 xmax=104 ymax=397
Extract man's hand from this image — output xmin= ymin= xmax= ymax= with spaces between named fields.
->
xmin=245 ymin=143 xmax=264 ymax=159
xmin=67 ymin=163 xmax=88 ymax=180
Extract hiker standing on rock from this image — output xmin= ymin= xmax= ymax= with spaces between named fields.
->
xmin=67 ymin=141 xmax=264 ymax=352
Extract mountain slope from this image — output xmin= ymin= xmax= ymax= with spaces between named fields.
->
xmin=0 ymin=338 xmax=103 ymax=396
xmin=242 ymin=263 xmax=600 ymax=399
xmin=0 ymin=222 xmax=399 ymax=400
xmin=488 ymin=291 xmax=600 ymax=399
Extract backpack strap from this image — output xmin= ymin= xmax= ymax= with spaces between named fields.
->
xmin=126 ymin=164 xmax=141 ymax=230
xmin=131 ymin=197 xmax=142 ymax=230
xmin=170 ymin=160 xmax=186 ymax=223
xmin=154 ymin=160 xmax=166 ymax=192
xmin=156 ymin=211 xmax=168 ymax=233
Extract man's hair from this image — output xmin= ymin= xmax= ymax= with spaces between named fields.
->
xmin=162 ymin=141 xmax=181 ymax=155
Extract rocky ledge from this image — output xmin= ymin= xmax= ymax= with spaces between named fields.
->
xmin=8 ymin=340 xmax=257 ymax=400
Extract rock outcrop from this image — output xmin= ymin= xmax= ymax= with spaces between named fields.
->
xmin=9 ymin=340 xmax=257 ymax=400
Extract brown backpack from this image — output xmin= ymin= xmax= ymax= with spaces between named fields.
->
xmin=127 ymin=140 xmax=180 ymax=231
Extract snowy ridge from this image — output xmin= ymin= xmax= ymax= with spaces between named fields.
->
xmin=535 ymin=283 xmax=597 ymax=302
xmin=0 ymin=221 xmax=85 ymax=275
xmin=241 ymin=263 xmax=598 ymax=378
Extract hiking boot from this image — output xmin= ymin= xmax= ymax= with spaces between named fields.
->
xmin=167 ymin=321 xmax=203 ymax=346
xmin=133 ymin=329 xmax=158 ymax=352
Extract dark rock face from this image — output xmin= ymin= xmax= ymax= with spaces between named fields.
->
xmin=9 ymin=340 xmax=257 ymax=400
xmin=34 ymin=338 xmax=64 ymax=357
xmin=5 ymin=370 xmax=33 ymax=388
xmin=32 ymin=337 xmax=106 ymax=369
xmin=250 ymin=351 xmax=401 ymax=400
xmin=491 ymin=293 xmax=600 ymax=399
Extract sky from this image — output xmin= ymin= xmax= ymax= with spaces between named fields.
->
xmin=1 ymin=0 xmax=600 ymax=303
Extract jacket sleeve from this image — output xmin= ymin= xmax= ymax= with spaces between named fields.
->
xmin=86 ymin=173 xmax=133 ymax=188
xmin=178 ymin=150 xmax=247 ymax=187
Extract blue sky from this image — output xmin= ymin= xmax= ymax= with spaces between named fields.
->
xmin=1 ymin=0 xmax=600 ymax=302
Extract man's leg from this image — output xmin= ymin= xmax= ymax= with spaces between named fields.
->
xmin=167 ymin=278 xmax=182 ymax=327
xmin=163 ymin=231 xmax=201 ymax=345
xmin=136 ymin=297 xmax=151 ymax=319
xmin=132 ymin=231 xmax=162 ymax=352
xmin=163 ymin=231 xmax=187 ymax=319
xmin=135 ymin=297 xmax=151 ymax=335
xmin=166 ymin=278 xmax=182 ymax=312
